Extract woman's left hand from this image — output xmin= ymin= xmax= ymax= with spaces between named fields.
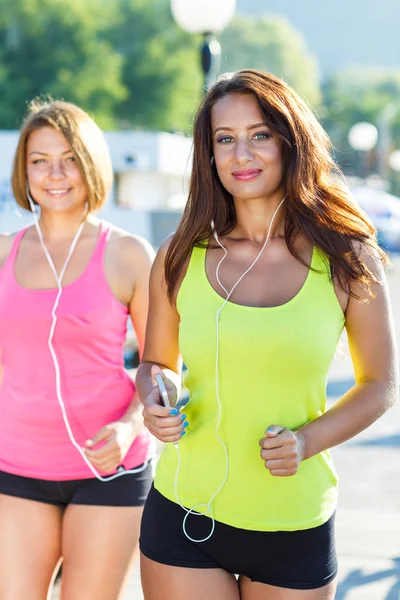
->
xmin=259 ymin=425 xmax=306 ymax=477
xmin=83 ymin=419 xmax=139 ymax=473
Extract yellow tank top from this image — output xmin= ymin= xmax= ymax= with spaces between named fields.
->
xmin=155 ymin=245 xmax=345 ymax=531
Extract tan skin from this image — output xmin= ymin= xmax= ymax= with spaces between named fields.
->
xmin=137 ymin=93 xmax=398 ymax=600
xmin=0 ymin=127 xmax=154 ymax=600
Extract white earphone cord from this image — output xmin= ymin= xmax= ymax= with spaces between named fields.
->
xmin=173 ymin=196 xmax=287 ymax=542
xmin=28 ymin=194 xmax=148 ymax=481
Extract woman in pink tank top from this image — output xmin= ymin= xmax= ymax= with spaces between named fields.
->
xmin=0 ymin=100 xmax=155 ymax=599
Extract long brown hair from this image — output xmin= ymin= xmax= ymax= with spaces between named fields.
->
xmin=165 ymin=70 xmax=386 ymax=300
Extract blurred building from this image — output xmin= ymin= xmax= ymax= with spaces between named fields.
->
xmin=0 ymin=131 xmax=192 ymax=247
xmin=106 ymin=132 xmax=192 ymax=210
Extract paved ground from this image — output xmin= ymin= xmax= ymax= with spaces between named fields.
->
xmin=52 ymin=261 xmax=400 ymax=599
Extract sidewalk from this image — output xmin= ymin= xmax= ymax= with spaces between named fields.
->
xmin=332 ymin=397 xmax=400 ymax=599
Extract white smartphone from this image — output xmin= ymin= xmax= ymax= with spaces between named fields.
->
xmin=155 ymin=373 xmax=170 ymax=407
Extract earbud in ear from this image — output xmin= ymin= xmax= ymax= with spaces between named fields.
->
xmin=210 ymin=220 xmax=219 ymax=242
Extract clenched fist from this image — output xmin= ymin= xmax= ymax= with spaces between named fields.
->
xmin=259 ymin=425 xmax=306 ymax=477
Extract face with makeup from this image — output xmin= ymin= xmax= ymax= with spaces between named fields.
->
xmin=26 ymin=126 xmax=88 ymax=213
xmin=211 ymin=93 xmax=284 ymax=203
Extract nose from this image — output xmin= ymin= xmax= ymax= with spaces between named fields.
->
xmin=49 ymin=160 xmax=66 ymax=178
xmin=235 ymin=138 xmax=254 ymax=165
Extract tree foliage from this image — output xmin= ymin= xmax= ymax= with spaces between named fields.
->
xmin=321 ymin=67 xmax=400 ymax=176
xmin=322 ymin=67 xmax=400 ymax=140
xmin=0 ymin=0 xmax=125 ymax=128
xmin=107 ymin=0 xmax=201 ymax=132
xmin=0 ymin=1 xmax=322 ymax=133
xmin=220 ymin=14 xmax=321 ymax=107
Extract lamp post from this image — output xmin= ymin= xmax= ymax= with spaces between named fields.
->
xmin=348 ymin=122 xmax=378 ymax=180
xmin=170 ymin=0 xmax=236 ymax=93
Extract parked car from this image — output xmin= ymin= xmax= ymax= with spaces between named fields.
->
xmin=351 ymin=186 xmax=400 ymax=252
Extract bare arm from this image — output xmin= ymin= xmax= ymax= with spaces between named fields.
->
xmin=136 ymin=238 xmax=183 ymax=403
xmin=0 ymin=233 xmax=14 ymax=268
xmin=298 ymin=249 xmax=398 ymax=459
xmin=260 ymin=248 xmax=398 ymax=476
xmin=136 ymin=238 xmax=187 ymax=443
xmin=118 ymin=235 xmax=155 ymax=424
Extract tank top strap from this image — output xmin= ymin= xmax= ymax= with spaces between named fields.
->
xmin=90 ymin=220 xmax=113 ymax=265
xmin=310 ymin=246 xmax=333 ymax=286
xmin=0 ymin=226 xmax=30 ymax=275
xmin=176 ymin=245 xmax=208 ymax=313
xmin=305 ymin=246 xmax=344 ymax=316
xmin=186 ymin=244 xmax=206 ymax=278
xmin=312 ymin=245 xmax=330 ymax=272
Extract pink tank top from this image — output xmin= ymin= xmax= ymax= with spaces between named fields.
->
xmin=0 ymin=221 xmax=152 ymax=480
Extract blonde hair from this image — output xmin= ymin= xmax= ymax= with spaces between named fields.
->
xmin=12 ymin=99 xmax=113 ymax=212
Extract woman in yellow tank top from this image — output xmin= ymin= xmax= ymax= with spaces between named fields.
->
xmin=136 ymin=71 xmax=398 ymax=600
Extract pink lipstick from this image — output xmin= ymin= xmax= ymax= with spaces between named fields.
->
xmin=232 ymin=169 xmax=262 ymax=181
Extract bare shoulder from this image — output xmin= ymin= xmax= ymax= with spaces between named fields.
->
xmin=154 ymin=233 xmax=192 ymax=274
xmin=351 ymin=240 xmax=387 ymax=297
xmin=151 ymin=234 xmax=175 ymax=283
xmin=153 ymin=234 xmax=192 ymax=303
xmin=155 ymin=233 xmax=174 ymax=263
xmin=102 ymin=223 xmax=155 ymax=305
xmin=107 ymin=223 xmax=155 ymax=267
xmin=0 ymin=231 xmax=18 ymax=267
xmin=353 ymin=240 xmax=386 ymax=275
xmin=0 ymin=232 xmax=15 ymax=249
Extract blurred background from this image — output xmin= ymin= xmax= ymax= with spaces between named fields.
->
xmin=1 ymin=0 xmax=400 ymax=254
xmin=1 ymin=3 xmax=399 ymax=597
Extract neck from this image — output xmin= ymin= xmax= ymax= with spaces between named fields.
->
xmin=36 ymin=206 xmax=91 ymax=243
xmin=232 ymin=193 xmax=286 ymax=244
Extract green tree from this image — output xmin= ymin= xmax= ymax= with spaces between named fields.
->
xmin=219 ymin=14 xmax=321 ymax=107
xmin=322 ymin=67 xmax=400 ymax=141
xmin=108 ymin=0 xmax=202 ymax=132
xmin=321 ymin=67 xmax=400 ymax=180
xmin=0 ymin=0 xmax=126 ymax=129
xmin=0 ymin=1 xmax=324 ymax=135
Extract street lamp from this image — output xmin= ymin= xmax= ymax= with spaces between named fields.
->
xmin=388 ymin=149 xmax=400 ymax=197
xmin=348 ymin=122 xmax=378 ymax=179
xmin=170 ymin=0 xmax=236 ymax=93
xmin=388 ymin=150 xmax=400 ymax=173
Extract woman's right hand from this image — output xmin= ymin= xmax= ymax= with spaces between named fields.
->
xmin=142 ymin=366 xmax=188 ymax=443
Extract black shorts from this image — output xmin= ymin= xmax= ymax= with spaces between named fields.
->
xmin=140 ymin=485 xmax=337 ymax=590
xmin=0 ymin=462 xmax=153 ymax=507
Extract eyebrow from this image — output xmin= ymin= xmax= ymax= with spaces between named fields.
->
xmin=29 ymin=150 xmax=73 ymax=156
xmin=213 ymin=122 xmax=268 ymax=134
